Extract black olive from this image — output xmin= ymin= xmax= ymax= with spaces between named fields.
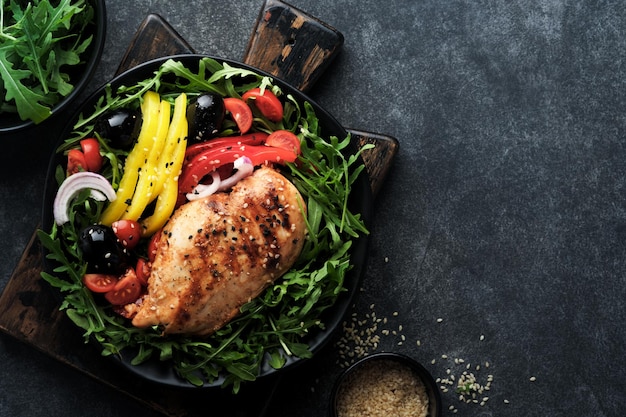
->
xmin=187 ymin=93 xmax=225 ymax=142
xmin=95 ymin=108 xmax=142 ymax=150
xmin=79 ymin=224 xmax=131 ymax=274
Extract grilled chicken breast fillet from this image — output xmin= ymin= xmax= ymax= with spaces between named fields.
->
xmin=132 ymin=166 xmax=307 ymax=336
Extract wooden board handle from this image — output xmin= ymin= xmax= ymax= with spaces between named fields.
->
xmin=117 ymin=14 xmax=195 ymax=74
xmin=243 ymin=0 xmax=344 ymax=93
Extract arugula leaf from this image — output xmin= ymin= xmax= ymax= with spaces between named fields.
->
xmin=0 ymin=48 xmax=51 ymax=121
xmin=0 ymin=0 xmax=94 ymax=123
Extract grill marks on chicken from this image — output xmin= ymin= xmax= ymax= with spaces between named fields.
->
xmin=131 ymin=167 xmax=306 ymax=336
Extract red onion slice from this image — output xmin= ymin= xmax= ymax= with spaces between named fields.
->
xmin=217 ymin=156 xmax=254 ymax=191
xmin=185 ymin=156 xmax=255 ymax=202
xmin=186 ymin=171 xmax=221 ymax=201
xmin=53 ymin=172 xmax=117 ymax=225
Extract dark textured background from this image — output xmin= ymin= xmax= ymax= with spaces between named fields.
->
xmin=2 ymin=0 xmax=625 ymax=416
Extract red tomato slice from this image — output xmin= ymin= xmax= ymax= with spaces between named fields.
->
xmin=224 ymin=98 xmax=253 ymax=134
xmin=242 ymin=88 xmax=283 ymax=122
xmin=105 ymin=268 xmax=142 ymax=305
xmin=135 ymin=258 xmax=151 ymax=286
xmin=265 ymin=130 xmax=301 ymax=155
xmin=67 ymin=149 xmax=87 ymax=175
xmin=112 ymin=219 xmax=142 ymax=249
xmin=80 ymin=138 xmax=103 ymax=172
xmin=83 ymin=273 xmax=118 ymax=293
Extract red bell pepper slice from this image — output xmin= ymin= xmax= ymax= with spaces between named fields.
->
xmin=176 ymin=143 xmax=299 ymax=207
xmin=184 ymin=132 xmax=269 ymax=165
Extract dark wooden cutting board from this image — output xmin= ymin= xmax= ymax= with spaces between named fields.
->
xmin=0 ymin=2 xmax=397 ymax=416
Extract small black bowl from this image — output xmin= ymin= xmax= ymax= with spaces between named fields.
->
xmin=330 ymin=352 xmax=442 ymax=417
xmin=0 ymin=0 xmax=106 ymax=133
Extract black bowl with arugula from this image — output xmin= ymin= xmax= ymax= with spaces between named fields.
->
xmin=40 ymin=55 xmax=373 ymax=391
xmin=0 ymin=0 xmax=106 ymax=133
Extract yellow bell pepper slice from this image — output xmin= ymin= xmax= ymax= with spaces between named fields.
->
xmin=121 ymin=99 xmax=171 ymax=221
xmin=100 ymin=91 xmax=161 ymax=225
xmin=141 ymin=93 xmax=188 ymax=236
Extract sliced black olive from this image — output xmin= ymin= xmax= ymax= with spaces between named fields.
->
xmin=187 ymin=93 xmax=225 ymax=142
xmin=95 ymin=108 xmax=142 ymax=150
xmin=79 ymin=224 xmax=131 ymax=274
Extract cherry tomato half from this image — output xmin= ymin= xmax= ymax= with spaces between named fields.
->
xmin=242 ymin=88 xmax=283 ymax=122
xmin=67 ymin=149 xmax=87 ymax=175
xmin=135 ymin=258 xmax=151 ymax=286
xmin=105 ymin=267 xmax=142 ymax=305
xmin=265 ymin=130 xmax=301 ymax=156
xmin=111 ymin=219 xmax=142 ymax=249
xmin=224 ymin=98 xmax=253 ymax=134
xmin=83 ymin=273 xmax=117 ymax=293
xmin=80 ymin=138 xmax=103 ymax=172
xmin=147 ymin=230 xmax=161 ymax=262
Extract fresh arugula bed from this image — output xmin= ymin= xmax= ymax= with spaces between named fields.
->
xmin=38 ymin=57 xmax=371 ymax=391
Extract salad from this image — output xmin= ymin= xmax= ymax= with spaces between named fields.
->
xmin=38 ymin=57 xmax=371 ymax=391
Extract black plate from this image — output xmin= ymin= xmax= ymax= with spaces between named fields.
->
xmin=42 ymin=54 xmax=373 ymax=388
xmin=0 ymin=0 xmax=107 ymax=133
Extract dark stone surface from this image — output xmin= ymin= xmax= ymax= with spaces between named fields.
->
xmin=2 ymin=0 xmax=625 ymax=416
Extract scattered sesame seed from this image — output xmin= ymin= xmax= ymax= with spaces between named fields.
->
xmin=530 ymin=376 xmax=536 ymax=382
xmin=436 ymin=318 xmax=443 ymax=323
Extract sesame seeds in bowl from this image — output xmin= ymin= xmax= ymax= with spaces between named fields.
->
xmin=330 ymin=352 xmax=442 ymax=417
